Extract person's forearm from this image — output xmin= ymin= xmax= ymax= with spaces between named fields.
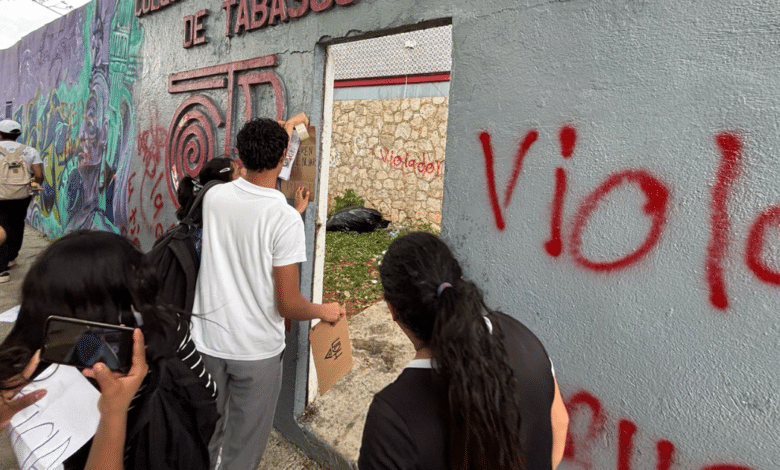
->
xmin=85 ymin=412 xmax=127 ymax=470
xmin=550 ymin=378 xmax=569 ymax=469
xmin=278 ymin=294 xmax=324 ymax=321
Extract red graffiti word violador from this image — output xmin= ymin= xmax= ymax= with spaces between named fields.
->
xmin=375 ymin=148 xmax=445 ymax=179
xmin=479 ymin=127 xmax=779 ymax=311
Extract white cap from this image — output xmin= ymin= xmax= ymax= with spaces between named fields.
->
xmin=0 ymin=120 xmax=21 ymax=135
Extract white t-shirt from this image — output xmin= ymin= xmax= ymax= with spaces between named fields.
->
xmin=190 ymin=178 xmax=306 ymax=360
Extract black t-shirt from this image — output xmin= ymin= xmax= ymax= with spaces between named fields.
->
xmin=358 ymin=311 xmax=556 ymax=470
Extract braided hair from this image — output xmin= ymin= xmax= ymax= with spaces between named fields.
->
xmin=379 ymin=232 xmax=525 ymax=470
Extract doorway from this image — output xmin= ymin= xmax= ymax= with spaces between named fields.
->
xmin=308 ymin=22 xmax=453 ymax=462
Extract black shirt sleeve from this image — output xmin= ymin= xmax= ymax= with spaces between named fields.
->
xmin=358 ymin=394 xmax=420 ymax=470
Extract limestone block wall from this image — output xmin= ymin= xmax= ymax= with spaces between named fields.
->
xmin=329 ymin=97 xmax=448 ymax=228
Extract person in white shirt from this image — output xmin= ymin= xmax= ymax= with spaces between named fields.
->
xmin=0 ymin=119 xmax=43 ymax=283
xmin=191 ymin=117 xmax=344 ymax=470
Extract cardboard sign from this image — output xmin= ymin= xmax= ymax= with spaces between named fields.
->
xmin=279 ymin=125 xmax=317 ymax=200
xmin=310 ymin=315 xmax=353 ymax=395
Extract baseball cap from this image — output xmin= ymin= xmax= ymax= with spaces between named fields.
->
xmin=0 ymin=120 xmax=21 ymax=136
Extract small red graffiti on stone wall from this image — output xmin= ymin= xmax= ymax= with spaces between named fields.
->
xmin=375 ymin=148 xmax=445 ymax=179
xmin=479 ymin=126 xmax=780 ymax=310
xmin=564 ymin=389 xmax=757 ymax=470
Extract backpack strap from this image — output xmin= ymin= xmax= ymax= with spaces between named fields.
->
xmin=181 ymin=179 xmax=225 ymax=227
xmin=0 ymin=144 xmax=26 ymax=161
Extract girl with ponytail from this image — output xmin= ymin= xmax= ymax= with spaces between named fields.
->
xmin=359 ymin=232 xmax=569 ymax=470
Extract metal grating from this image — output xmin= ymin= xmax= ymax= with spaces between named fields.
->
xmin=332 ymin=25 xmax=452 ymax=80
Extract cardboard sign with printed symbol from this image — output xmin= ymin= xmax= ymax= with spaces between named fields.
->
xmin=310 ymin=315 xmax=353 ymax=395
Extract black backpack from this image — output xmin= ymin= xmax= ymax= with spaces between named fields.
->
xmin=147 ymin=180 xmax=224 ymax=313
xmin=124 ymin=357 xmax=219 ymax=470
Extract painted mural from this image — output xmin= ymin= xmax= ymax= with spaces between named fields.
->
xmin=1 ymin=0 xmax=141 ymax=239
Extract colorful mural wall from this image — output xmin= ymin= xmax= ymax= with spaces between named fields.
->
xmin=1 ymin=0 xmax=141 ymax=239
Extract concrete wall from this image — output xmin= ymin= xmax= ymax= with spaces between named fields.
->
xmin=329 ymin=97 xmax=446 ymax=228
xmin=1 ymin=1 xmax=778 ymax=468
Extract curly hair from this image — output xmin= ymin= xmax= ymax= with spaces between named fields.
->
xmin=235 ymin=118 xmax=289 ymax=172
xmin=379 ymin=232 xmax=525 ymax=470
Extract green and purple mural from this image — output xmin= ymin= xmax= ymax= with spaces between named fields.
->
xmin=0 ymin=0 xmax=141 ymax=238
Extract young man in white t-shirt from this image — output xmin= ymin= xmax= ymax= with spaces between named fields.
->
xmin=190 ymin=117 xmax=344 ymax=470
xmin=0 ymin=119 xmax=43 ymax=283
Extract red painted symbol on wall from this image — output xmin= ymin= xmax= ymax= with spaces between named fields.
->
xmin=166 ymin=54 xmax=286 ymax=206
xmin=479 ymin=126 xmax=779 ymax=310
xmin=546 ymin=126 xmax=577 ymax=257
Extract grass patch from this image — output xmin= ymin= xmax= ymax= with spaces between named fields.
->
xmin=323 ymin=223 xmax=438 ymax=317
xmin=328 ymin=188 xmax=365 ymax=218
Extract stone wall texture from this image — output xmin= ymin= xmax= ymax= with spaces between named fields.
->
xmin=328 ymin=97 xmax=448 ymax=229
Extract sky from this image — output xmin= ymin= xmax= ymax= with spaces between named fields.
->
xmin=0 ymin=0 xmax=91 ymax=50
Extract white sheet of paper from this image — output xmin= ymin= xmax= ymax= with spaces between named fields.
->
xmin=9 ymin=365 xmax=101 ymax=470
xmin=279 ymin=129 xmax=301 ymax=181
xmin=0 ymin=305 xmax=20 ymax=323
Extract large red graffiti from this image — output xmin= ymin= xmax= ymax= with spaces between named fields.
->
xmin=571 ymin=170 xmax=670 ymax=271
xmin=745 ymin=205 xmax=780 ymax=286
xmin=480 ymin=127 xmax=779 ymax=309
xmin=479 ymin=129 xmax=538 ymax=231
xmin=564 ymin=390 xmax=757 ymax=470
xmin=706 ymin=133 xmax=742 ymax=310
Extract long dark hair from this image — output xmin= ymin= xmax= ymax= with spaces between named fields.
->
xmin=176 ymin=157 xmax=235 ymax=220
xmin=379 ymin=232 xmax=524 ymax=470
xmin=0 ymin=229 xmax=178 ymax=386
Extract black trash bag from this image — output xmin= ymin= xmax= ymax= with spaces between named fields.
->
xmin=326 ymin=206 xmax=390 ymax=233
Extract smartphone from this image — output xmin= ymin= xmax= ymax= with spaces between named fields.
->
xmin=41 ymin=316 xmax=134 ymax=373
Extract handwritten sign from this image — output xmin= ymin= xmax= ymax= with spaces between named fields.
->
xmin=10 ymin=366 xmax=101 ymax=470
xmin=279 ymin=126 xmax=317 ymax=200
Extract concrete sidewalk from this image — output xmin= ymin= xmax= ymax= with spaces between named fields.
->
xmin=0 ymin=225 xmax=324 ymax=470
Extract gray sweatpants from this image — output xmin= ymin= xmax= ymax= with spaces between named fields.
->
xmin=202 ymin=351 xmax=284 ymax=470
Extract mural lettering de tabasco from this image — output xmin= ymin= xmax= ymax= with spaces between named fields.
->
xmin=134 ymin=0 xmax=356 ymax=48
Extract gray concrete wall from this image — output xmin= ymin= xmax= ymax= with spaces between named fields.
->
xmin=1 ymin=1 xmax=778 ymax=469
